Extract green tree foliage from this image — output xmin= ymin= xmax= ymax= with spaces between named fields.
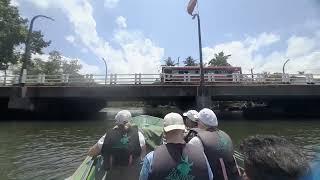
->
xmin=0 ymin=0 xmax=26 ymax=70
xmin=28 ymin=51 xmax=82 ymax=75
xmin=29 ymin=30 xmax=51 ymax=55
xmin=183 ymin=56 xmax=197 ymax=66
xmin=208 ymin=51 xmax=232 ymax=67
xmin=164 ymin=57 xmax=176 ymax=66
xmin=0 ymin=0 xmax=50 ymax=72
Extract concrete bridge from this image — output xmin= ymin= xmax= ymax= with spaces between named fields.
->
xmin=1 ymin=73 xmax=320 ymax=117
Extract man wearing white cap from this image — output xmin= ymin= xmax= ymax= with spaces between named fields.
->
xmin=139 ymin=112 xmax=213 ymax=180
xmin=88 ymin=110 xmax=146 ymax=179
xmin=187 ymin=108 xmax=241 ymax=180
xmin=183 ymin=110 xmax=199 ymax=129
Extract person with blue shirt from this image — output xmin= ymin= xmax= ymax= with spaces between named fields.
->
xmin=139 ymin=112 xmax=214 ymax=180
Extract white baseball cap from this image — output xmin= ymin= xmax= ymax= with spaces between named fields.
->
xmin=183 ymin=110 xmax=199 ymax=122
xmin=163 ymin=113 xmax=186 ymax=132
xmin=198 ymin=108 xmax=218 ymax=127
xmin=115 ymin=110 xmax=132 ymax=125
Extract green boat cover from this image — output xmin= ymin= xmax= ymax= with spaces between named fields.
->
xmin=131 ymin=115 xmax=164 ymax=149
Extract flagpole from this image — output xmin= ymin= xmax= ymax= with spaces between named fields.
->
xmin=195 ymin=13 xmax=204 ymax=96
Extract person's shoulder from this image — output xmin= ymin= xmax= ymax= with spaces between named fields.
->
xmin=145 ymin=151 xmax=154 ymax=162
xmin=217 ymin=130 xmax=232 ymax=141
xmin=188 ymin=136 xmax=201 ymax=143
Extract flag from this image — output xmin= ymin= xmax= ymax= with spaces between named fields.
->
xmin=187 ymin=0 xmax=197 ymax=15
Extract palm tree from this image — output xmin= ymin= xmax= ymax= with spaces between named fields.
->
xmin=208 ymin=51 xmax=231 ymax=66
xmin=164 ymin=57 xmax=175 ymax=66
xmin=183 ymin=56 xmax=197 ymax=66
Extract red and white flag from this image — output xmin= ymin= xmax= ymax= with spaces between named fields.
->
xmin=187 ymin=0 xmax=197 ymax=15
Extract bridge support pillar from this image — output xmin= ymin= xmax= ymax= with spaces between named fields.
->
xmin=196 ymin=96 xmax=212 ymax=109
xmin=8 ymin=87 xmax=34 ymax=111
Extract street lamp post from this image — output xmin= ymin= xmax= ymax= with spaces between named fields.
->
xmin=282 ymin=59 xmax=290 ymax=74
xmin=19 ymin=15 xmax=54 ymax=85
xmin=102 ymin=58 xmax=108 ymax=85
xmin=193 ymin=14 xmax=204 ymax=96
xmin=250 ymin=68 xmax=254 ymax=79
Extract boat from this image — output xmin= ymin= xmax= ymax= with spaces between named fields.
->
xmin=67 ymin=115 xmax=244 ymax=180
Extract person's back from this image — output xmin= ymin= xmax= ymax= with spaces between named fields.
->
xmin=140 ymin=113 xmax=213 ymax=180
xmin=150 ymin=143 xmax=209 ymax=180
xmin=101 ymin=124 xmax=141 ymax=168
xmin=87 ymin=110 xmax=146 ymax=179
xmin=187 ymin=108 xmax=241 ymax=180
xmin=240 ymin=135 xmax=312 ymax=180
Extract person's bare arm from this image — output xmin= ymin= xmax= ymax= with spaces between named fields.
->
xmin=140 ymin=145 xmax=147 ymax=161
xmin=87 ymin=143 xmax=101 ymax=157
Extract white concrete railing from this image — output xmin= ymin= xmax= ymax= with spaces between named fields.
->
xmin=0 ymin=72 xmax=319 ymax=86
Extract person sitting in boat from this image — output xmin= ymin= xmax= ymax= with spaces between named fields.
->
xmin=139 ymin=112 xmax=214 ymax=180
xmin=186 ymin=108 xmax=241 ymax=180
xmin=240 ymin=135 xmax=312 ymax=180
xmin=183 ymin=110 xmax=199 ymax=129
xmin=87 ymin=110 xmax=146 ymax=178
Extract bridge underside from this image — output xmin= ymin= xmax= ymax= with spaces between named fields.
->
xmin=1 ymin=85 xmax=320 ymax=100
xmin=0 ymin=85 xmax=320 ymax=119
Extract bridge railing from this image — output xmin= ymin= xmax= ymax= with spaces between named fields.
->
xmin=1 ymin=72 xmax=320 ymax=86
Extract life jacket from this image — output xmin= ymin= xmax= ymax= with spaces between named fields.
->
xmin=149 ymin=143 xmax=209 ymax=180
xmin=101 ymin=125 xmax=141 ymax=170
xmin=188 ymin=128 xmax=241 ymax=180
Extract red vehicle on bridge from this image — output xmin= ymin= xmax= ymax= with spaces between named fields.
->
xmin=161 ymin=66 xmax=242 ymax=83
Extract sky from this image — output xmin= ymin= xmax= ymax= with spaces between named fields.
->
xmin=10 ymin=0 xmax=320 ymax=74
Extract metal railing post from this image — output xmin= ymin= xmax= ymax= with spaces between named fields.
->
xmin=65 ymin=74 xmax=69 ymax=83
xmin=41 ymin=74 xmax=45 ymax=84
xmin=134 ymin=73 xmax=137 ymax=84
xmin=114 ymin=74 xmax=117 ymax=84
xmin=90 ymin=74 xmax=93 ymax=85
xmin=232 ymin=73 xmax=236 ymax=82
xmin=110 ymin=74 xmax=113 ymax=85
xmin=207 ymin=74 xmax=211 ymax=82
xmin=61 ymin=74 xmax=65 ymax=83
xmin=3 ymin=72 xmax=6 ymax=86
xmin=37 ymin=74 xmax=41 ymax=83
xmin=139 ymin=73 xmax=142 ymax=84
xmin=21 ymin=69 xmax=27 ymax=84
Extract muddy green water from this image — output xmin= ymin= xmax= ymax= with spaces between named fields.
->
xmin=0 ymin=109 xmax=319 ymax=180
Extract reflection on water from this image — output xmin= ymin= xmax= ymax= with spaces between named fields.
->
xmin=0 ymin=108 xmax=320 ymax=180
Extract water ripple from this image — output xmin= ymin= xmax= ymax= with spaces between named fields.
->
xmin=1 ymin=120 xmax=320 ymax=180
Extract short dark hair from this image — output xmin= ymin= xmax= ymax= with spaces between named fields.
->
xmin=240 ymin=135 xmax=311 ymax=180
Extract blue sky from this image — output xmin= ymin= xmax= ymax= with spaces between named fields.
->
xmin=12 ymin=0 xmax=320 ymax=74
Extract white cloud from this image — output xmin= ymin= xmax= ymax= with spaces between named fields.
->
xmin=203 ymin=32 xmax=320 ymax=74
xmin=286 ymin=36 xmax=315 ymax=58
xmin=10 ymin=0 xmax=19 ymax=6
xmin=25 ymin=0 xmax=51 ymax=8
xmin=65 ymin=35 xmax=75 ymax=44
xmin=245 ymin=32 xmax=280 ymax=52
xmin=104 ymin=0 xmax=120 ymax=8
xmin=115 ymin=16 xmax=127 ymax=29
xmin=27 ymin=0 xmax=164 ymax=74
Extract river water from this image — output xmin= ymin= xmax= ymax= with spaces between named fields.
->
xmin=0 ymin=108 xmax=320 ymax=180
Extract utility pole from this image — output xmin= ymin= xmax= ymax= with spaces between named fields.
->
xmin=19 ymin=15 xmax=54 ymax=85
